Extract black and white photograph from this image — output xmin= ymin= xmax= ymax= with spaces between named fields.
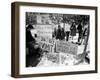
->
xmin=26 ymin=12 xmax=90 ymax=67
xmin=11 ymin=2 xmax=97 ymax=77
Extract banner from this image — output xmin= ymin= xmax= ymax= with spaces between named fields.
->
xmin=56 ymin=41 xmax=78 ymax=55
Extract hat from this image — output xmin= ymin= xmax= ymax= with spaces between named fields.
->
xmin=27 ymin=24 xmax=34 ymax=29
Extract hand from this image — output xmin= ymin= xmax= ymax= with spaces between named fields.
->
xmin=34 ymin=44 xmax=39 ymax=49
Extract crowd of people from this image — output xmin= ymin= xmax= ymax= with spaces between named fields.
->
xmin=52 ymin=22 xmax=88 ymax=45
xmin=26 ymin=22 xmax=89 ymax=67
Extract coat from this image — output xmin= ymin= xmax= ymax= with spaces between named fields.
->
xmin=70 ymin=24 xmax=76 ymax=36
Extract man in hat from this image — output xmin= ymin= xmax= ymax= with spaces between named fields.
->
xmin=26 ymin=24 xmax=43 ymax=67
xmin=26 ymin=24 xmax=36 ymax=44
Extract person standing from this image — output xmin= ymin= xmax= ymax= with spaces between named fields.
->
xmin=52 ymin=27 xmax=57 ymax=39
xmin=77 ymin=22 xmax=83 ymax=44
xmin=26 ymin=24 xmax=36 ymax=51
xmin=56 ymin=25 xmax=62 ymax=40
xmin=70 ymin=22 xmax=77 ymax=42
xmin=26 ymin=24 xmax=43 ymax=67
xmin=65 ymin=23 xmax=70 ymax=41
xmin=61 ymin=28 xmax=65 ymax=40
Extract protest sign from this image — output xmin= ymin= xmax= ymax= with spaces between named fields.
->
xmin=46 ymin=53 xmax=59 ymax=64
xmin=37 ymin=37 xmax=55 ymax=52
xmin=56 ymin=41 xmax=78 ymax=55
xmin=36 ymin=24 xmax=53 ymax=38
xmin=60 ymin=53 xmax=76 ymax=65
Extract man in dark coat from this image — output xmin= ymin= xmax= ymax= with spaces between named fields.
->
xmin=26 ymin=24 xmax=36 ymax=48
xmin=56 ymin=25 xmax=62 ymax=40
xmin=70 ymin=22 xmax=76 ymax=41
xmin=77 ymin=22 xmax=83 ymax=44
xmin=26 ymin=24 xmax=43 ymax=67
xmin=61 ymin=28 xmax=65 ymax=40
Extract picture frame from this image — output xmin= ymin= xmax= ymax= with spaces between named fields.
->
xmin=11 ymin=2 xmax=98 ymax=78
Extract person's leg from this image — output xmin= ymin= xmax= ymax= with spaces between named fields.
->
xmin=26 ymin=55 xmax=30 ymax=67
xmin=66 ymin=32 xmax=68 ymax=41
xmin=78 ymin=32 xmax=81 ymax=42
xmin=72 ymin=36 xmax=74 ymax=43
xmin=67 ymin=31 xmax=70 ymax=41
xmin=26 ymin=43 xmax=32 ymax=67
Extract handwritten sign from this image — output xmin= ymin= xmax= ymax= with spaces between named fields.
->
xmin=60 ymin=53 xmax=76 ymax=65
xmin=36 ymin=24 xmax=53 ymax=38
xmin=37 ymin=37 xmax=55 ymax=52
xmin=46 ymin=53 xmax=59 ymax=64
xmin=56 ymin=41 xmax=78 ymax=55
